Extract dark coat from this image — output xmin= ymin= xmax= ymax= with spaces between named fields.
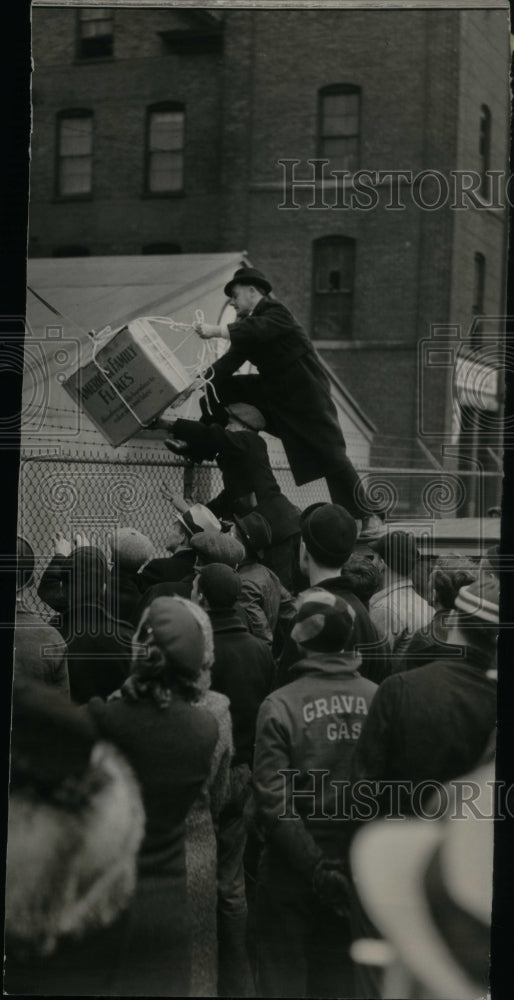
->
xmin=207 ymin=297 xmax=348 ymax=486
xmin=172 ymin=419 xmax=301 ymax=542
xmin=109 ymin=566 xmax=146 ymax=627
xmin=350 ymin=656 xmax=497 ymax=813
xmin=277 ymin=576 xmax=391 ymax=688
xmin=209 ymin=608 xmax=275 ymax=767
xmin=87 ymin=694 xmax=219 ymax=996
xmin=14 ymin=604 xmax=70 ymax=697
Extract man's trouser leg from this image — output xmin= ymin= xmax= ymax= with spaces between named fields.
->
xmin=255 ymin=851 xmax=311 ymax=999
xmin=325 ymin=456 xmax=367 ymax=519
xmin=217 ymin=765 xmax=254 ymax=998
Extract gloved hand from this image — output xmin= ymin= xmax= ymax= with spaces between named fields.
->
xmin=312 ymin=858 xmax=352 ymax=918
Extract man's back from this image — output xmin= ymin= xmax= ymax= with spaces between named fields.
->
xmin=351 ymin=657 xmax=497 ymax=793
xmin=210 ymin=609 xmax=274 ymax=766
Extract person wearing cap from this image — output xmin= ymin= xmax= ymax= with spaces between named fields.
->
xmin=86 ymin=597 xmax=220 ymax=996
xmin=253 ymin=594 xmax=378 ymax=998
xmin=350 ymin=564 xmax=498 ymax=814
xmin=5 ymin=680 xmax=145 ymax=995
xmin=192 ymin=565 xmax=274 ymax=995
xmin=278 ymin=504 xmax=391 ymax=687
xmin=232 ymin=510 xmax=297 ymax=649
xmin=398 ymin=552 xmax=477 ymax=672
xmin=37 ymin=533 xmax=133 ymax=704
xmin=193 ymin=266 xmax=381 ymax=537
xmin=110 ymin=526 xmax=156 ymax=625
xmin=155 ymin=401 xmax=302 ymax=591
xmin=138 ymin=497 xmax=222 ymax=592
xmin=14 ymin=535 xmax=70 ymax=696
xmin=368 ymin=529 xmax=434 ymax=659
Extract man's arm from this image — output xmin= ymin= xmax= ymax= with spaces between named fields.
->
xmin=227 ymin=302 xmax=296 ymax=350
xmin=253 ymin=698 xmax=323 ymax=877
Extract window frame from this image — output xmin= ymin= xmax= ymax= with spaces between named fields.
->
xmin=55 ymin=108 xmax=94 ymax=201
xmin=311 ymin=234 xmax=357 ymax=341
xmin=76 ymin=8 xmax=114 ymax=61
xmin=143 ymin=102 xmax=186 ymax=198
xmin=317 ymin=83 xmax=361 ymax=176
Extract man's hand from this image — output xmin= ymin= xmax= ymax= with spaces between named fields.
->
xmin=53 ymin=531 xmax=72 ymax=557
xmin=73 ymin=532 xmax=90 ymax=550
xmin=312 ymin=858 xmax=352 ymax=918
xmin=193 ymin=320 xmax=222 ymax=340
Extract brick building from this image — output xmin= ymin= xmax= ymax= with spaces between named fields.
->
xmin=28 ymin=5 xmax=510 ymax=515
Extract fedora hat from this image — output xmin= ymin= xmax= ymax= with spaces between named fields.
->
xmin=224 ymin=267 xmax=272 ymax=298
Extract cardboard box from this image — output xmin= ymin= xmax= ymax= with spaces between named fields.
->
xmin=63 ymin=318 xmax=192 ymax=447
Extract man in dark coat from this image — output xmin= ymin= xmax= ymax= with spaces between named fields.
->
xmin=155 ymin=401 xmax=301 ymax=591
xmin=194 ymin=267 xmax=380 ymax=535
xmin=350 ymin=568 xmax=498 ymax=817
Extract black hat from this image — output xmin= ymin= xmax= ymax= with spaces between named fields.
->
xmin=301 ymin=503 xmax=357 ymax=568
xmin=234 ymin=511 xmax=273 ymax=559
xmin=197 ymin=563 xmax=242 ymax=609
xmin=224 ymin=267 xmax=272 ymax=298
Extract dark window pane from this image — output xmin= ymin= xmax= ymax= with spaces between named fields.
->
xmin=78 ymin=9 xmax=113 ymax=58
xmin=312 ymin=238 xmax=355 ymax=339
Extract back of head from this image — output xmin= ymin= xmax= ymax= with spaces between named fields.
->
xmin=339 ymin=552 xmax=382 ymax=605
xmin=430 ymin=552 xmax=478 ymax=611
xmin=68 ymin=545 xmax=108 ymax=607
xmin=16 ymin=536 xmax=35 ymax=592
xmin=197 ymin=562 xmax=242 ymax=610
xmin=112 ymin=527 xmax=155 ymax=573
xmin=374 ymin=530 xmax=419 ymax=579
xmin=301 ymin=503 xmax=357 ymax=568
xmin=292 ymin=592 xmax=356 ymax=654
xmin=453 ymin=566 xmax=499 ymax=667
xmin=234 ymin=511 xmax=273 ymax=559
xmin=190 ymin=530 xmax=246 ymax=568
xmin=132 ymin=596 xmax=207 ymax=704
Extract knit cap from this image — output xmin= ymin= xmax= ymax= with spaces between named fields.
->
xmin=145 ymin=597 xmax=205 ymax=679
xmin=197 ymin=563 xmax=242 ymax=609
xmin=292 ymin=593 xmax=356 ymax=653
xmin=301 ymin=503 xmax=357 ymax=567
xmin=112 ymin=527 xmax=155 ymax=572
xmin=190 ymin=530 xmax=246 ymax=567
xmin=454 ymin=571 xmax=499 ymax=625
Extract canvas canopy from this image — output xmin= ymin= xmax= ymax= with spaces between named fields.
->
xmin=22 ymin=253 xmax=374 ymax=465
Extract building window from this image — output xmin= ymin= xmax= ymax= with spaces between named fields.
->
xmin=311 ymin=236 xmax=356 ymax=339
xmin=471 ymin=252 xmax=486 ymax=346
xmin=145 ymin=104 xmax=185 ymax=194
xmin=56 ymin=111 xmax=93 ymax=197
xmin=52 ymin=246 xmax=90 ymax=257
xmin=478 ymin=104 xmax=491 ymax=198
xmin=142 ymin=243 xmax=182 ymax=254
xmin=318 ymin=85 xmax=361 ymax=174
xmin=77 ymin=9 xmax=114 ymax=59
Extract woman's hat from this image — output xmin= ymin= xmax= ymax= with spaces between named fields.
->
xmin=145 ymin=596 xmax=206 ymax=679
xmin=224 ymin=267 xmax=272 ymax=298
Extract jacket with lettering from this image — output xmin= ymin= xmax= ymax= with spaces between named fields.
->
xmin=253 ymin=653 xmax=377 ymax=873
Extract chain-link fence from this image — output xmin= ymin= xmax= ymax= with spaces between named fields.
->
xmin=18 ymin=452 xmax=499 ymax=619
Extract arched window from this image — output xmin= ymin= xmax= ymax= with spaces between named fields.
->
xmin=318 ymin=85 xmax=361 ymax=174
xmin=478 ymin=105 xmax=491 ymax=198
xmin=145 ymin=103 xmax=185 ymax=194
xmin=56 ymin=110 xmax=93 ymax=197
xmin=311 ymin=235 xmax=356 ymax=339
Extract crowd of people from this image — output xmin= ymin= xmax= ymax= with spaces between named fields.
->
xmin=7 ymin=268 xmax=499 ymax=998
